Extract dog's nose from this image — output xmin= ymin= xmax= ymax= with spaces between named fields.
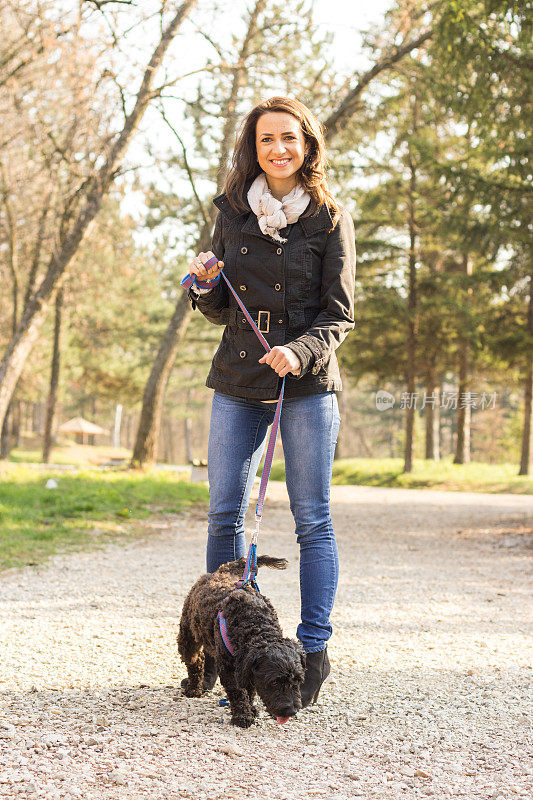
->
xmin=278 ymin=706 xmax=297 ymax=717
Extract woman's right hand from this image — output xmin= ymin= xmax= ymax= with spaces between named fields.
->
xmin=189 ymin=251 xmax=224 ymax=282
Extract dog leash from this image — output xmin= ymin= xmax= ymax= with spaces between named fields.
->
xmin=181 ymin=255 xmax=285 ymax=591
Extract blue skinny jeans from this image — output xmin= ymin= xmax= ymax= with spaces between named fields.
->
xmin=206 ymin=389 xmax=341 ymax=653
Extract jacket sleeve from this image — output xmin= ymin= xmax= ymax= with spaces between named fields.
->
xmin=285 ymin=206 xmax=356 ymax=378
xmin=186 ymin=211 xmax=229 ymax=326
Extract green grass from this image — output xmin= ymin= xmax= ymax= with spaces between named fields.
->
xmin=0 ymin=463 xmax=209 ymax=571
xmin=268 ymin=456 xmax=533 ymax=494
xmin=2 ymin=456 xmax=530 ymax=572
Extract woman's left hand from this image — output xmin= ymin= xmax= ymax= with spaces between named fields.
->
xmin=258 ymin=346 xmax=301 ymax=377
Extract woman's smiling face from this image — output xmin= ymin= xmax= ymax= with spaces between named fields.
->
xmin=255 ymin=111 xmax=307 ymax=192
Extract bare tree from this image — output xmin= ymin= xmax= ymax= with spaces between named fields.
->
xmin=0 ymin=1 xmax=66 ymax=89
xmin=42 ymin=287 xmax=63 ymax=463
xmin=0 ymin=0 xmax=199 ymax=433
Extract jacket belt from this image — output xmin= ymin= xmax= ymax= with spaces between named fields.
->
xmin=227 ymin=307 xmax=290 ymax=333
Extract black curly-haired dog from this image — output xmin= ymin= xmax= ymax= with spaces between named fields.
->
xmin=177 ymin=555 xmax=305 ymax=728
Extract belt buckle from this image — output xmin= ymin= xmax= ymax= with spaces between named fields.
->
xmin=257 ymin=310 xmax=270 ymax=334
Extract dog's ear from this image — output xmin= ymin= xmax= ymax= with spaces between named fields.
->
xmin=285 ymin=637 xmax=306 ymax=671
xmin=293 ymin=641 xmax=306 ymax=675
xmin=235 ymin=647 xmax=260 ymax=688
xmin=300 ymin=649 xmax=306 ymax=671
xmin=282 ymin=638 xmax=306 ymax=679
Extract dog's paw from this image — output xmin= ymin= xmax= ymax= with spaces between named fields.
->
xmin=231 ymin=714 xmax=255 ymax=728
xmin=182 ymin=686 xmax=203 ymax=698
xmin=181 ymin=677 xmax=214 ymax=694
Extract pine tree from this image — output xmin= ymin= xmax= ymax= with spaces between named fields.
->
xmin=432 ymin=0 xmax=532 ymax=472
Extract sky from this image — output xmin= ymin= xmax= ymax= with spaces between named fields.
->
xmin=118 ymin=0 xmax=394 ymax=232
xmin=312 ymin=0 xmax=393 ymax=72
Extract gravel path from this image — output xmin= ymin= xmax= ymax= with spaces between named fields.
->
xmin=1 ymin=483 xmax=532 ymax=800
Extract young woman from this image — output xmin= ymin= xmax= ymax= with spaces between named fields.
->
xmin=186 ymin=96 xmax=356 ymax=708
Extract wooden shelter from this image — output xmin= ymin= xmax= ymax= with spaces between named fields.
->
xmin=58 ymin=417 xmax=109 ymax=445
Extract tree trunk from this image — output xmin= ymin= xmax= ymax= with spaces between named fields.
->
xmin=403 ymin=347 xmax=416 ymax=472
xmin=0 ymin=1 xmax=197 ymax=431
xmin=163 ymin=416 xmax=174 ymax=464
xmin=0 ymin=402 xmax=12 ymax=459
xmin=519 ymin=269 xmax=533 ymax=475
xmin=42 ymin=287 xmax=63 ymax=463
xmin=454 ymin=355 xmax=471 ymax=464
xmin=425 ymin=369 xmax=440 ymax=461
xmin=13 ymin=399 xmax=22 ymax=447
xmin=23 ymin=194 xmax=52 ymax=313
xmin=519 ymin=357 xmax=532 ymax=475
xmin=454 ymin=252 xmax=472 ymax=464
xmin=131 ymin=296 xmax=193 ymax=467
xmin=403 ymin=92 xmax=419 ymax=474
xmin=0 ymin=188 xmax=19 ymax=459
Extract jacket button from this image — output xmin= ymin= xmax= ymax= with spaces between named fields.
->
xmin=239 ymin=350 xmax=246 ymax=358
xmin=276 ymin=247 xmax=283 ymax=255
xmin=241 ymin=246 xmax=248 ymax=254
xmin=278 ymin=319 xmax=283 ymax=324
xmin=275 ymin=283 xmax=282 ymax=291
xmin=239 ymin=285 xmax=247 ymax=291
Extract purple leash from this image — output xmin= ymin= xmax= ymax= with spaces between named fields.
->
xmin=181 ymin=255 xmax=285 ymax=567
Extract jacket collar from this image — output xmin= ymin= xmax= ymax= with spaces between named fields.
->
xmin=212 ymin=178 xmax=334 ymax=239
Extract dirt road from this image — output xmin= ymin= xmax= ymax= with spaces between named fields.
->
xmin=1 ymin=483 xmax=531 ymax=799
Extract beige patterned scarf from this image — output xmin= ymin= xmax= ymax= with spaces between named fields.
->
xmin=247 ymin=172 xmax=310 ymax=243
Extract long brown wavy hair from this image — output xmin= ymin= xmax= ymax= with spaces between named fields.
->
xmin=223 ymin=97 xmax=340 ymax=230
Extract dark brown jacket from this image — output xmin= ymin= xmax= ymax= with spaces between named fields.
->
xmin=187 ymin=183 xmax=356 ymax=401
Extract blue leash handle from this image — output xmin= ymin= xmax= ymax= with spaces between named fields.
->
xmin=182 ymin=256 xmax=285 ymax=526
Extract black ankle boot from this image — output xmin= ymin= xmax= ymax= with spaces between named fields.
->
xmin=181 ymin=652 xmax=217 ymax=693
xmin=300 ymin=647 xmax=331 ymax=708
